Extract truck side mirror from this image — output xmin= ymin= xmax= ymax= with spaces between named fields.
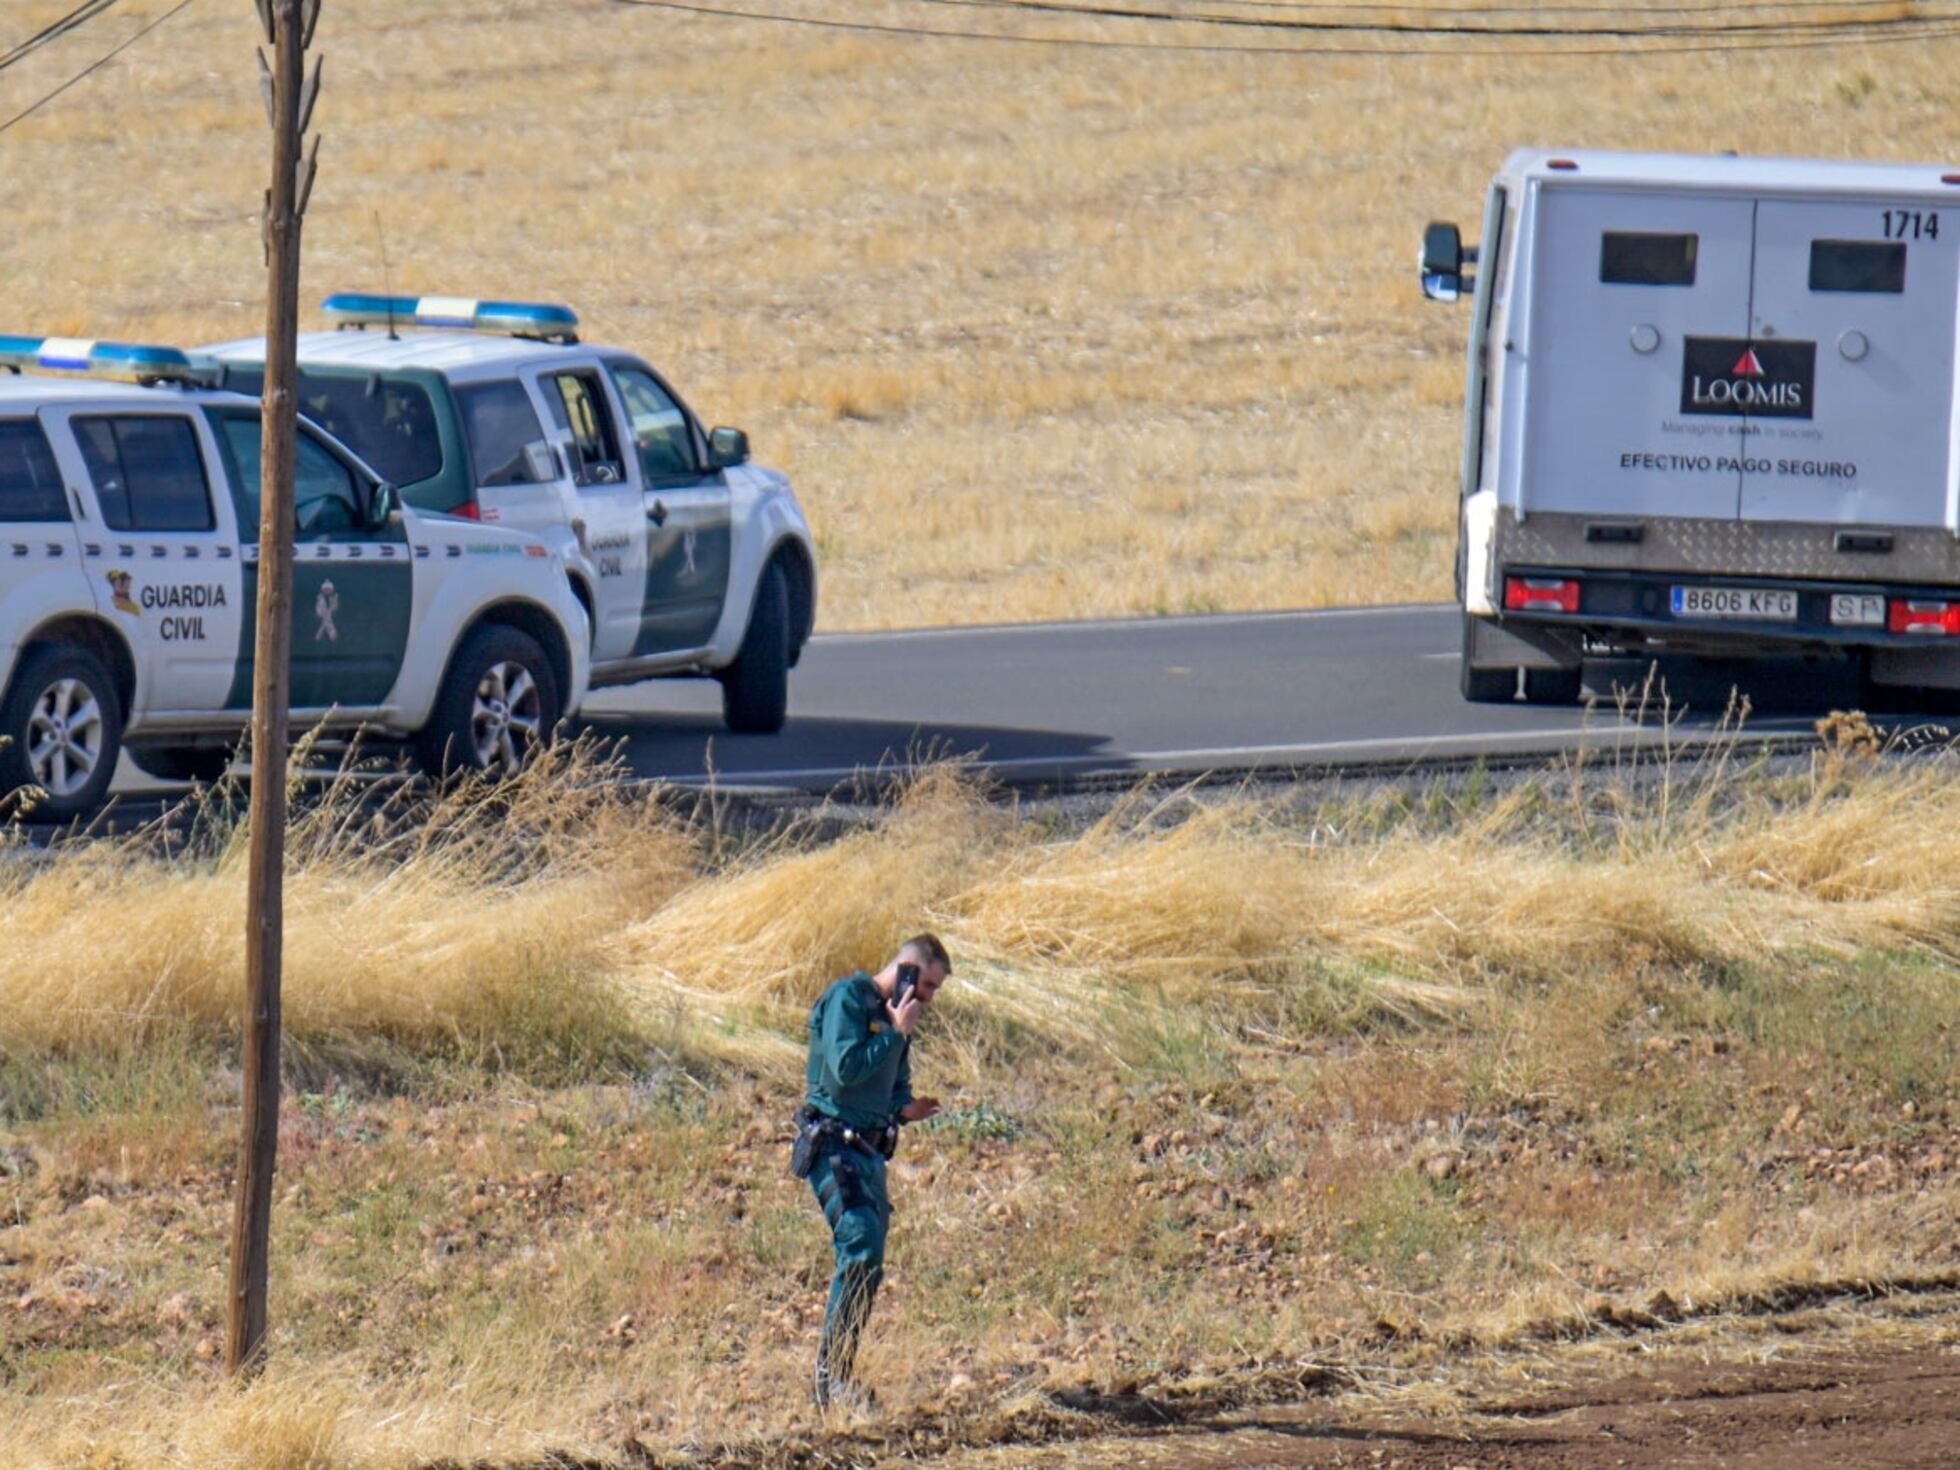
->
xmin=708 ymin=426 xmax=750 ymax=469
xmin=365 ymin=481 xmax=398 ymax=531
xmin=1421 ymin=221 xmax=1477 ymax=303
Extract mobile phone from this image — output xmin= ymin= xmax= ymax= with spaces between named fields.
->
xmin=894 ymin=962 xmax=920 ymax=1006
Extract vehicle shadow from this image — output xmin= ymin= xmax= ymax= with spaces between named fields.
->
xmin=572 ymin=709 xmax=1122 ymax=789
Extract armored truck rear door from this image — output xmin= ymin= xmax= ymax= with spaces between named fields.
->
xmin=1524 ymin=189 xmax=1755 ymax=519
xmin=1741 ymin=198 xmax=1959 ymax=528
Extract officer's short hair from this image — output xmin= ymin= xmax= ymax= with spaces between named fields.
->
xmin=900 ymin=933 xmax=952 ymax=974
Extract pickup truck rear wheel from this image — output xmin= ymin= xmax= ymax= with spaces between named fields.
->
xmin=0 ymin=644 xmax=124 ymax=821
xmin=1522 ymin=666 xmax=1583 ymax=704
xmin=720 ymin=561 xmax=790 ymax=734
xmin=417 ymin=624 xmax=561 ymax=778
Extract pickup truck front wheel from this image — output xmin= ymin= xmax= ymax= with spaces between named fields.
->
xmin=0 ymin=644 xmax=124 ymax=821
xmin=418 ymin=625 xmax=562 ymax=778
xmin=720 ymin=561 xmax=790 ymax=734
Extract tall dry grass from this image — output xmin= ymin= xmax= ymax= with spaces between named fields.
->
xmin=5 ymin=1 xmax=1958 ymax=627
xmin=7 ymin=734 xmax=1960 ymax=1077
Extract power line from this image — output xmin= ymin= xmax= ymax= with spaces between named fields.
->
xmin=611 ymin=0 xmax=1960 ymax=54
xmin=0 ymin=0 xmax=195 ymax=139
xmin=920 ymin=0 xmax=1960 ymax=38
xmin=0 ymin=0 xmax=120 ymax=76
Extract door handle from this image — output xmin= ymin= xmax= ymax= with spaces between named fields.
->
xmin=647 ymin=499 xmax=668 ymax=527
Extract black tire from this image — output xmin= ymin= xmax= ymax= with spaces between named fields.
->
xmin=1522 ymin=666 xmax=1584 ymax=705
xmin=0 ymin=644 xmax=124 ymax=822
xmin=127 ymin=745 xmax=233 ymax=785
xmin=415 ymin=624 xmax=562 ymax=778
xmin=720 ymin=561 xmax=790 ymax=735
xmin=1460 ymin=616 xmax=1517 ymax=703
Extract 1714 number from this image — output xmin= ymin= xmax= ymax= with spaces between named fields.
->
xmin=1882 ymin=210 xmax=1939 ymax=239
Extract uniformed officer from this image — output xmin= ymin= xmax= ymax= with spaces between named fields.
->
xmin=797 ymin=934 xmax=950 ymax=1411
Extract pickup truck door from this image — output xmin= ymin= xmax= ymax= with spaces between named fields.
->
xmin=1523 ymin=189 xmax=1756 ymax=520
xmin=44 ymin=405 xmax=245 ymax=717
xmin=525 ymin=363 xmax=646 ymax=663
xmin=209 ymin=411 xmax=411 ymax=713
xmin=1743 ymin=199 xmax=1959 ymax=529
xmin=606 ymin=360 xmax=731 ymax=656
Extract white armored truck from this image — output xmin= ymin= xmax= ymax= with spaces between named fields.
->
xmin=1424 ymin=149 xmax=1960 ymax=703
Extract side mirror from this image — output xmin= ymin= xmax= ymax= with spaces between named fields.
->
xmin=1420 ymin=220 xmax=1477 ymax=303
xmin=523 ymin=440 xmax=557 ymax=483
xmin=365 ymin=481 xmax=398 ymax=531
xmin=708 ymin=426 xmax=750 ymax=469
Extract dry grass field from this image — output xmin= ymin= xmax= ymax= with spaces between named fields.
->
xmin=0 ymin=740 xmax=1956 ymax=1464
xmin=5 ymin=0 xmax=1960 ymax=627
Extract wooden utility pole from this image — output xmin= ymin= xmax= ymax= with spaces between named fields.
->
xmin=228 ymin=0 xmax=321 ymax=1380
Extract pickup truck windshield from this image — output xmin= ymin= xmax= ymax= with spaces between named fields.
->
xmin=223 ymin=367 xmax=441 ymax=487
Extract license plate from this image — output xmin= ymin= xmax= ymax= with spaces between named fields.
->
xmin=1670 ymin=585 xmax=1799 ymax=621
xmin=1830 ymin=593 xmax=1886 ymax=628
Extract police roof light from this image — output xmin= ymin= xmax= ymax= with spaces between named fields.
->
xmin=0 ymin=336 xmax=213 ymax=385
xmin=320 ymin=293 xmax=580 ymax=343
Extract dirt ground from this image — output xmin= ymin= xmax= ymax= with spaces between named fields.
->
xmin=915 ymin=1308 xmax=1960 ymax=1470
xmin=1094 ymin=1351 xmax=1960 ymax=1470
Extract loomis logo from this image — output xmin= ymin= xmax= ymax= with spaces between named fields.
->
xmin=1681 ymin=337 xmax=1816 ymax=419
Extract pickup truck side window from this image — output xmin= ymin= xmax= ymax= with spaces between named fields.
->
xmin=541 ymin=371 xmax=626 ymax=487
xmin=73 ymin=415 xmax=214 ymax=532
xmin=456 ymin=380 xmax=551 ymax=487
xmin=610 ymin=365 xmax=698 ymax=479
xmin=217 ymin=415 xmax=365 ymax=536
xmin=1600 ymin=232 xmax=1698 ymax=287
xmin=0 ymin=419 xmax=67 ymax=522
xmin=1810 ymin=240 xmax=1907 ymax=294
xmin=221 ymin=366 xmax=443 ymax=487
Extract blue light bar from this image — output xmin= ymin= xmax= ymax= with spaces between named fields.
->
xmin=320 ymin=293 xmax=580 ymax=342
xmin=0 ymin=335 xmax=211 ymax=384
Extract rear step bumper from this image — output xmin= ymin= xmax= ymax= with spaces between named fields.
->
xmin=1496 ymin=507 xmax=1960 ymax=583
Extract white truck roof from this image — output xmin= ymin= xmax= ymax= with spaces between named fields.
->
xmin=200 ymin=329 xmax=592 ymax=383
xmin=1498 ymin=148 xmax=1960 ymax=201
xmin=0 ymin=376 xmax=257 ymax=411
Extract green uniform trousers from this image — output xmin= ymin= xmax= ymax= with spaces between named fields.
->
xmin=809 ymin=1140 xmax=890 ymax=1382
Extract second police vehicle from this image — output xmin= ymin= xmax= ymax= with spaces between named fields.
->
xmin=0 ymin=336 xmax=592 ymax=819
xmin=200 ymin=295 xmax=819 ymax=734
xmin=1425 ymin=149 xmax=1960 ymax=705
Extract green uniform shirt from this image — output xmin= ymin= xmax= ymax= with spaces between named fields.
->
xmin=805 ymin=971 xmax=914 ymax=1132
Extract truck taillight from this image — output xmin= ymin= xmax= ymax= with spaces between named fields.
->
xmin=1888 ymin=598 xmax=1960 ymax=635
xmin=446 ymin=500 xmax=481 ymax=520
xmin=1505 ymin=576 xmax=1580 ymax=613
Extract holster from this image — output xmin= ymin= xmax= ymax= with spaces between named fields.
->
xmin=788 ymin=1105 xmax=822 ymax=1180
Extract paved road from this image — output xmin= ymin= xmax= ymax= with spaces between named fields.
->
xmin=579 ymin=603 xmax=1855 ymax=791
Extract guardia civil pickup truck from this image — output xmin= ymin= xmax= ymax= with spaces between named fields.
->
xmin=1423 ymin=149 xmax=1960 ymax=703
xmin=200 ymin=295 xmax=817 ymax=734
xmin=0 ymin=336 xmax=591 ymax=820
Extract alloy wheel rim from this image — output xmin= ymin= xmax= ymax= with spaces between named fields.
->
xmin=26 ymin=677 xmax=104 ymax=797
xmin=468 ymin=660 xmax=542 ymax=774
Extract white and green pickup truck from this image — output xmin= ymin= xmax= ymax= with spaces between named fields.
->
xmin=200 ymin=295 xmax=818 ymax=734
xmin=0 ymin=336 xmax=591 ymax=820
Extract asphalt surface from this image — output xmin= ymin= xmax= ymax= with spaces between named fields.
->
xmin=577 ymin=603 xmax=1856 ymax=791
xmin=84 ymin=601 xmax=1915 ymax=821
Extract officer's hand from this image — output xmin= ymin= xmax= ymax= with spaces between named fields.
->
xmin=899 ymin=1097 xmax=940 ymax=1123
xmin=887 ymin=993 xmax=923 ymax=1036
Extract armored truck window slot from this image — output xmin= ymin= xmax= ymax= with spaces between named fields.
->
xmin=73 ymin=415 xmax=214 ymax=532
xmin=1599 ymin=231 xmax=1699 ymax=287
xmin=1808 ymin=239 xmax=1907 ymax=294
xmin=0 ymin=419 xmax=66 ymax=522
